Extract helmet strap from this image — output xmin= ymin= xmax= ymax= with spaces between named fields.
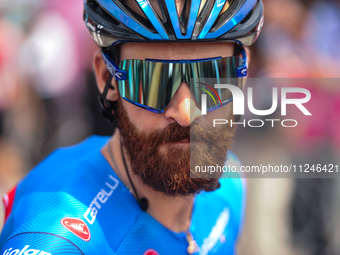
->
xmin=98 ymin=74 xmax=118 ymax=128
xmin=233 ymin=43 xmax=243 ymax=57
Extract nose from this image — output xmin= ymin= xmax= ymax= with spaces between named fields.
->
xmin=164 ymin=81 xmax=202 ymax=126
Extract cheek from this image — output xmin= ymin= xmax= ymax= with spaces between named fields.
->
xmin=195 ymin=103 xmax=233 ymax=129
xmin=122 ymin=99 xmax=168 ymax=132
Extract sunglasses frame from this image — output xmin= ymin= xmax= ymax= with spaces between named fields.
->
xmin=101 ymin=45 xmax=248 ymax=114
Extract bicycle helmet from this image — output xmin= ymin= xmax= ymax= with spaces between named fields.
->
xmin=83 ymin=0 xmax=264 ymax=47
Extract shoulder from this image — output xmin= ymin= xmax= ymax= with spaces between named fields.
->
xmin=0 ymin=136 xmax=130 ymax=254
xmin=17 ymin=135 xmax=110 ymax=191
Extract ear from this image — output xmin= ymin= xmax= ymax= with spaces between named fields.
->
xmin=93 ymin=50 xmax=119 ymax=102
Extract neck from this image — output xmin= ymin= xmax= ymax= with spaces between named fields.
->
xmin=101 ymin=130 xmax=195 ymax=233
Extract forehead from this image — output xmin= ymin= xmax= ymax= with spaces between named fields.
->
xmin=119 ymin=41 xmax=235 ymax=61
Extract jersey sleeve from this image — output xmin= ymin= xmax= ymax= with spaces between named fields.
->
xmin=0 ymin=184 xmax=88 ymax=255
xmin=1 ymin=232 xmax=85 ymax=255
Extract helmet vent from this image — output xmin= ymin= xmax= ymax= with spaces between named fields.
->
xmin=239 ymin=8 xmax=253 ymax=24
xmin=192 ymin=0 xmax=215 ymax=39
xmin=112 ymin=0 xmax=157 ymax=33
xmin=210 ymin=0 xmax=245 ymax=32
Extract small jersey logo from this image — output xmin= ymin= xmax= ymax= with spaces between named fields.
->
xmin=2 ymin=185 xmax=17 ymax=224
xmin=143 ymin=249 xmax=159 ymax=255
xmin=2 ymin=245 xmax=51 ymax=255
xmin=61 ymin=218 xmax=91 ymax=241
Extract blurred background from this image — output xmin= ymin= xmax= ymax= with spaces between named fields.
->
xmin=0 ymin=0 xmax=339 ymax=254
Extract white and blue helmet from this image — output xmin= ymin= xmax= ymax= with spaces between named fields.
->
xmin=84 ymin=0 xmax=264 ymax=47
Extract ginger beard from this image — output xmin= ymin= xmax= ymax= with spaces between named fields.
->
xmin=117 ymin=98 xmax=235 ymax=196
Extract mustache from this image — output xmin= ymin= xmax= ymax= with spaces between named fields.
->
xmin=149 ymin=122 xmax=221 ymax=144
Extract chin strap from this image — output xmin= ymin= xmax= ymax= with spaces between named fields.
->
xmin=100 ymin=72 xmax=148 ymax=211
xmin=98 ymin=74 xmax=118 ymax=127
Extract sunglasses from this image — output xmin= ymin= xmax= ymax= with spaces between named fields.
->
xmin=101 ymin=46 xmax=247 ymax=114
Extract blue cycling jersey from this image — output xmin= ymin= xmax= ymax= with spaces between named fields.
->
xmin=0 ymin=136 xmax=245 ymax=255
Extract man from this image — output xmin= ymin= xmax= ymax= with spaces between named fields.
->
xmin=0 ymin=0 xmax=263 ymax=254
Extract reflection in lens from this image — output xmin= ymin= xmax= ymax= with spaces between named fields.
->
xmin=118 ymin=57 xmax=244 ymax=113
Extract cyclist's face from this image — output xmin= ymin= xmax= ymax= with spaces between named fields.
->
xmin=94 ymin=42 xmax=239 ymax=195
xmin=115 ymin=42 xmax=236 ymax=195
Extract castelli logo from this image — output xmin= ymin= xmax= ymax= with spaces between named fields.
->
xmin=61 ymin=217 xmax=91 ymax=241
xmin=143 ymin=249 xmax=159 ymax=255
